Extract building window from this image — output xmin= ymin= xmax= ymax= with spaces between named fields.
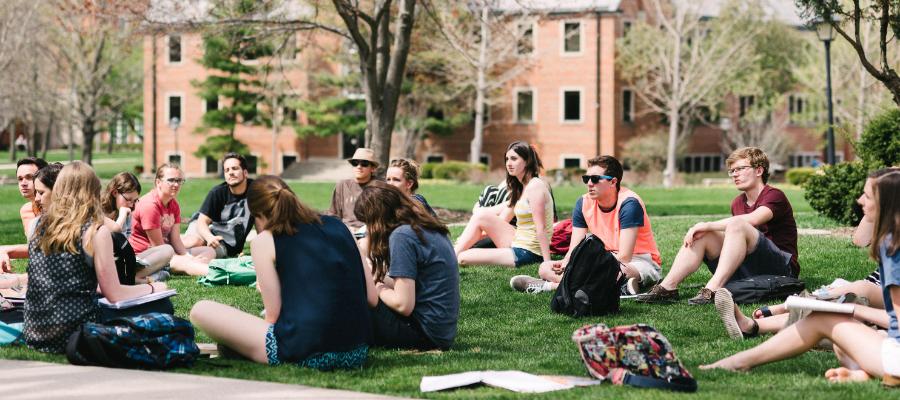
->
xmin=168 ymin=35 xmax=181 ymax=63
xmin=246 ymin=155 xmax=258 ymax=174
xmin=680 ymin=154 xmax=722 ymax=173
xmin=739 ymin=95 xmax=755 ymax=118
xmin=563 ymin=157 xmax=581 ymax=168
xmin=426 ymin=154 xmax=445 ymax=163
xmin=563 ymin=22 xmax=581 ymax=53
xmin=623 ymin=89 xmax=634 ymax=122
xmin=516 ymin=89 xmax=534 ymax=123
xmin=205 ymin=157 xmax=219 ymax=174
xmin=205 ymin=97 xmax=218 ymax=113
xmin=167 ymin=95 xmax=182 ymax=122
xmin=788 ymin=94 xmax=821 ymax=125
xmin=282 ymin=155 xmax=297 ymax=170
xmin=479 ymin=154 xmax=490 ymax=166
xmin=168 ymin=154 xmax=182 ymax=166
xmin=517 ymin=21 xmax=534 ymax=55
xmin=283 ymin=106 xmax=298 ymax=122
xmin=563 ymin=90 xmax=581 ymax=122
xmin=623 ymin=21 xmax=632 ymax=36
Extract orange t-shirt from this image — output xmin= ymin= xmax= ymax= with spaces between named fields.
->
xmin=579 ymin=188 xmax=662 ymax=266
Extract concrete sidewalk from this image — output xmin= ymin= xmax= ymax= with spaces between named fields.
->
xmin=0 ymin=360 xmax=408 ymax=399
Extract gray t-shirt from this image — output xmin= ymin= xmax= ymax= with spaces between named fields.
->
xmin=388 ymin=225 xmax=459 ymax=349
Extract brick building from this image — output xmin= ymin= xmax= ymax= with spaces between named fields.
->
xmin=143 ymin=0 xmax=847 ymax=177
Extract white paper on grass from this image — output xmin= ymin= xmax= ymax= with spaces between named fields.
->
xmin=420 ymin=370 xmax=576 ymax=393
xmin=784 ymin=295 xmax=854 ymax=314
xmin=98 ymin=289 xmax=178 ymax=309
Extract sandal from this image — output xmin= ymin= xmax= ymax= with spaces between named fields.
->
xmin=754 ymin=306 xmax=773 ymax=319
xmin=743 ymin=319 xmax=759 ymax=338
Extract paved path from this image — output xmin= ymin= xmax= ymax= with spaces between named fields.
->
xmin=0 ymin=360 xmax=408 ymax=400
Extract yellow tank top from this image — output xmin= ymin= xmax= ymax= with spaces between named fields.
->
xmin=511 ymin=179 xmax=553 ymax=257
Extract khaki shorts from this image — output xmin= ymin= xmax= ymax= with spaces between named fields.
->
xmin=184 ymin=220 xmax=228 ymax=259
xmin=618 ymin=253 xmax=661 ymax=284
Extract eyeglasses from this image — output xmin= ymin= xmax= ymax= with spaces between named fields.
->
xmin=163 ymin=178 xmax=185 ymax=185
xmin=349 ymin=159 xmax=372 ymax=168
xmin=119 ymin=193 xmax=139 ymax=204
xmin=582 ymin=175 xmax=614 ymax=184
xmin=727 ymin=165 xmax=753 ymax=176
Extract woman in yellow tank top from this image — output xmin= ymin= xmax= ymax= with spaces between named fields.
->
xmin=455 ymin=141 xmax=553 ymax=267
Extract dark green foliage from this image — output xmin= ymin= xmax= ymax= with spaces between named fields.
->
xmin=785 ymin=167 xmax=816 ymax=186
xmin=804 ymin=161 xmax=867 ymax=225
xmin=293 ymin=91 xmax=366 ymax=138
xmin=193 ymin=135 xmax=250 ymax=162
xmin=855 ymin=108 xmax=900 ymax=167
xmin=431 ymin=161 xmax=487 ymax=181
xmin=420 ymin=162 xmax=437 ymax=179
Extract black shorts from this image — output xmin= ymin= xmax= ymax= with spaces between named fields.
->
xmin=705 ymin=230 xmax=793 ymax=282
xmin=369 ymin=302 xmax=440 ymax=351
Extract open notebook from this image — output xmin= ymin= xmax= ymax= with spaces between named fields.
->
xmin=420 ymin=371 xmax=599 ymax=393
xmin=99 ymin=289 xmax=177 ymax=309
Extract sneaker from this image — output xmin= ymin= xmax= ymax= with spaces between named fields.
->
xmin=687 ymin=287 xmax=715 ymax=305
xmin=714 ymin=288 xmax=744 ymax=340
xmin=620 ymin=277 xmax=641 ymax=296
xmin=635 ymin=284 xmax=679 ymax=303
xmin=509 ymin=275 xmax=550 ymax=294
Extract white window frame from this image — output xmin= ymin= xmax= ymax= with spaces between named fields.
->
xmin=560 ymin=87 xmax=583 ymax=124
xmin=559 ymin=154 xmax=584 ymax=169
xmin=165 ymin=92 xmax=185 ymax=124
xmin=166 ymin=34 xmax=183 ymax=65
xmin=622 ymin=88 xmax=635 ymax=123
xmin=560 ymin=20 xmax=583 ymax=56
xmin=281 ymin=152 xmax=299 ymax=173
xmin=202 ymin=156 xmax=220 ymax=176
xmin=516 ymin=20 xmax=537 ymax=57
xmin=513 ymin=87 xmax=536 ymax=124
xmin=201 ymin=95 xmax=219 ymax=114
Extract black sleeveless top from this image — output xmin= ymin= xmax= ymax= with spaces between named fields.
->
xmin=271 ymin=215 xmax=372 ymax=362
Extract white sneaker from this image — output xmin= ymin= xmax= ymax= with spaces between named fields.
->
xmin=623 ymin=277 xmax=641 ymax=296
xmin=509 ymin=275 xmax=550 ymax=294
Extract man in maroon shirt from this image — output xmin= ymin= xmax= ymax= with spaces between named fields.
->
xmin=637 ymin=147 xmax=798 ymax=305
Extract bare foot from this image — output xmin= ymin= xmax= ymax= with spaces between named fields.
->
xmin=824 ymin=367 xmax=871 ymax=383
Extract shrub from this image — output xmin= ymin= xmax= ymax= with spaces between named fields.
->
xmin=420 ymin=162 xmax=438 ymax=179
xmin=621 ymin=132 xmax=669 ymax=174
xmin=785 ymin=167 xmax=816 ymax=186
xmin=856 ymin=108 xmax=900 ymax=167
xmin=804 ymin=161 xmax=867 ymax=226
xmin=432 ymin=161 xmax=486 ymax=181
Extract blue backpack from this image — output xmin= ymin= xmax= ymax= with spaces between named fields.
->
xmin=66 ymin=313 xmax=200 ymax=369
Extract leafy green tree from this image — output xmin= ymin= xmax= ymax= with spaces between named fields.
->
xmin=192 ymin=0 xmax=274 ymax=161
xmin=292 ymin=74 xmax=366 ymax=142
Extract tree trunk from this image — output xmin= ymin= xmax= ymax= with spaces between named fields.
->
xmin=6 ymin=120 xmax=14 ymax=162
xmin=27 ymin=115 xmax=37 ymax=157
xmin=42 ymin=112 xmax=54 ymax=159
xmin=107 ymin=118 xmax=116 ymax=154
xmin=402 ymin=127 xmax=420 ymax=159
xmin=663 ymin=29 xmax=682 ymax=188
xmin=81 ymin=119 xmax=95 ymax=165
xmin=271 ymin=97 xmax=281 ymax=175
xmin=469 ymin=4 xmax=489 ymax=164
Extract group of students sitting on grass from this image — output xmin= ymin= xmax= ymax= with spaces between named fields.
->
xmin=2 ymin=142 xmax=899 ymax=384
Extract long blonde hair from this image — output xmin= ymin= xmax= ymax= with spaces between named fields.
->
xmin=36 ymin=162 xmax=104 ymax=254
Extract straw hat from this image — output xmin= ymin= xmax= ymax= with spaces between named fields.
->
xmin=349 ymin=148 xmax=378 ymax=166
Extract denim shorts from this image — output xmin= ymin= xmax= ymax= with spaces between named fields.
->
xmin=265 ymin=325 xmax=367 ymax=370
xmin=705 ymin=230 xmax=792 ymax=281
xmin=512 ymin=247 xmax=542 ymax=267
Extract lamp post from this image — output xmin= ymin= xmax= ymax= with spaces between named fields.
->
xmin=168 ymin=117 xmax=180 ymax=164
xmin=814 ymin=17 xmax=837 ymax=165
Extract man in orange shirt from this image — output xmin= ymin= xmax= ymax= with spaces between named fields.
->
xmin=16 ymin=157 xmax=48 ymax=235
xmin=510 ymin=155 xmax=662 ymax=295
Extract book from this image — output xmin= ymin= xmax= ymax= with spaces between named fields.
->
xmin=99 ymin=289 xmax=177 ymax=309
xmin=0 ymin=287 xmax=25 ymax=304
xmin=784 ymin=295 xmax=854 ymax=314
xmin=420 ymin=370 xmax=600 ymax=393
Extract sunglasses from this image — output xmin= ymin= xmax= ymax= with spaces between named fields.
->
xmin=582 ymin=174 xmax=614 ymax=184
xmin=349 ymin=159 xmax=372 ymax=168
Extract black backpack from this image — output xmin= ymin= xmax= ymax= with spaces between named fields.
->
xmin=723 ymin=275 xmax=806 ymax=304
xmin=66 ymin=313 xmax=200 ymax=369
xmin=551 ymin=234 xmax=621 ymax=317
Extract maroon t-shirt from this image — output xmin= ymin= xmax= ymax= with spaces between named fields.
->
xmin=730 ymin=185 xmax=799 ymax=276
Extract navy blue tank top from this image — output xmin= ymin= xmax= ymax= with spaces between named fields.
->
xmin=271 ymin=215 xmax=372 ymax=362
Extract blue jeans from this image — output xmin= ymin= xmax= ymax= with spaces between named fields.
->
xmin=512 ymin=247 xmax=542 ymax=267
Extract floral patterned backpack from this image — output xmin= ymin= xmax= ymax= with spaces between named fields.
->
xmin=571 ymin=323 xmax=697 ymax=392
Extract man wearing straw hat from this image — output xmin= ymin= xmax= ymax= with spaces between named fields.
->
xmin=327 ymin=148 xmax=379 ymax=232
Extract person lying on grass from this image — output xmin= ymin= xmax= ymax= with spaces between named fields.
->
xmin=24 ymin=162 xmax=167 ymax=353
xmin=454 ymin=141 xmax=553 ymax=268
xmin=128 ymin=163 xmax=213 ymax=277
xmin=509 ymin=155 xmax=662 ymax=295
xmin=714 ymin=167 xmax=899 ymax=340
xmin=191 ymin=176 xmax=375 ymax=369
xmin=355 ymin=181 xmax=459 ymax=351
xmin=701 ymin=170 xmax=900 ymax=384
xmin=637 ymin=147 xmax=799 ymax=305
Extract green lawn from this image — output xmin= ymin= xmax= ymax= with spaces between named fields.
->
xmin=0 ymin=181 xmax=888 ymax=399
xmin=0 ymin=150 xmax=143 ymax=179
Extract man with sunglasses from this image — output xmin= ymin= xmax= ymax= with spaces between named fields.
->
xmin=637 ymin=147 xmax=798 ymax=305
xmin=327 ymin=148 xmax=378 ymax=232
xmin=511 ymin=155 xmax=661 ymax=295
xmin=182 ymin=152 xmax=256 ymax=258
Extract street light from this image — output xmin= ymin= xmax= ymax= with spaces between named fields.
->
xmin=168 ymin=117 xmax=180 ymax=164
xmin=814 ymin=17 xmax=837 ymax=165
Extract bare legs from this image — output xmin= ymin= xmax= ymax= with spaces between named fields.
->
xmin=660 ymin=219 xmax=759 ymax=291
xmin=190 ymin=300 xmax=269 ymax=364
xmin=135 ymin=245 xmax=175 ymax=282
xmin=701 ymin=312 xmax=886 ymax=382
xmin=455 ymin=209 xmax=517 ymax=267
xmin=659 ymin=231 xmax=724 ymax=290
xmin=170 ymin=247 xmax=214 ymax=276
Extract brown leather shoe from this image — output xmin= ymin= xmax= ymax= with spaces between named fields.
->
xmin=635 ymin=284 xmax=679 ymax=303
xmin=688 ymin=287 xmax=715 ymax=305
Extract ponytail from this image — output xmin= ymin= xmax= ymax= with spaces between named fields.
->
xmin=248 ymin=176 xmax=320 ymax=236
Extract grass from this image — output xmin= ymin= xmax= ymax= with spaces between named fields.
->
xmin=0 ymin=180 xmax=889 ymax=399
xmin=0 ymin=149 xmax=143 ymax=179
